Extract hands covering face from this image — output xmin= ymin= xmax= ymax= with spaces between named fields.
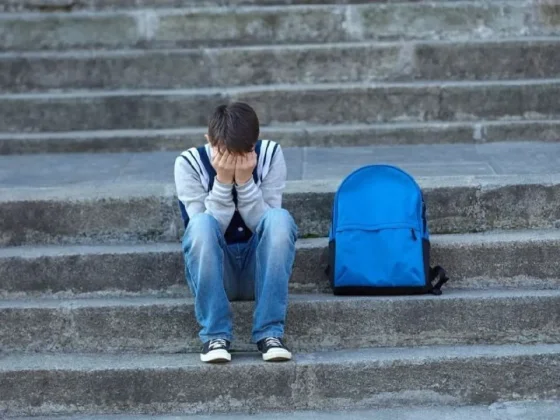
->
xmin=211 ymin=148 xmax=257 ymax=185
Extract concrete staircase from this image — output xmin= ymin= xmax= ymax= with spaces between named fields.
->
xmin=1 ymin=0 xmax=560 ymax=418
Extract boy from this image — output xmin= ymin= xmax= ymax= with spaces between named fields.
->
xmin=174 ymin=102 xmax=297 ymax=363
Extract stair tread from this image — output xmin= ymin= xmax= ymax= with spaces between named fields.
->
xmin=2 ymin=78 xmax=560 ymax=99
xmin=2 ymin=141 xmax=560 ymax=196
xmin=1 ymin=118 xmax=558 ymax=139
xmin=7 ymin=401 xmax=560 ymax=420
xmin=1 ymin=288 xmax=558 ymax=308
xmin=2 ymin=228 xmax=560 ymax=257
xmin=1 ymin=342 xmax=559 ymax=371
xmin=1 ymin=36 xmax=560 ymax=58
xmin=2 ymin=173 xmax=560 ymax=201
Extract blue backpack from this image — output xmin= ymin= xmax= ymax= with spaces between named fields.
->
xmin=328 ymin=165 xmax=449 ymax=295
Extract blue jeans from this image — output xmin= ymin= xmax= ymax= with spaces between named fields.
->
xmin=182 ymin=208 xmax=298 ymax=344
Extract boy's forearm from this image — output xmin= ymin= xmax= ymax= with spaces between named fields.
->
xmin=204 ymin=179 xmax=236 ymax=233
xmin=237 ymin=145 xmax=286 ymax=231
xmin=236 ymin=179 xmax=270 ymax=232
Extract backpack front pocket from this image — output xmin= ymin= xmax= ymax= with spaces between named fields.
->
xmin=334 ymin=226 xmax=425 ymax=289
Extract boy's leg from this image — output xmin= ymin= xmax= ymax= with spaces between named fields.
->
xmin=182 ymin=213 xmax=238 ymax=346
xmin=241 ymin=208 xmax=297 ymax=345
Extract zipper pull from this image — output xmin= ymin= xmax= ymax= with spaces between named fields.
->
xmin=411 ymin=229 xmax=417 ymax=241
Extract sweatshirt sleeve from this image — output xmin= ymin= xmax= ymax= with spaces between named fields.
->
xmin=236 ymin=144 xmax=287 ymax=232
xmin=174 ymin=154 xmax=235 ymax=234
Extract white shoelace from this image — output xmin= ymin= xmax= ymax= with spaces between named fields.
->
xmin=208 ymin=339 xmax=227 ymax=350
xmin=265 ymin=337 xmax=282 ymax=348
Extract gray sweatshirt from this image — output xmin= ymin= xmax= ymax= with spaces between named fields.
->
xmin=174 ymin=140 xmax=287 ymax=234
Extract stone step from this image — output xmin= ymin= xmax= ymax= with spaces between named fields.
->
xmin=1 ymin=120 xmax=560 ymax=155
xmin=2 ymin=80 xmax=560 ymax=132
xmin=2 ymin=230 xmax=559 ymax=298
xmin=1 ymin=0 xmax=410 ymax=13
xmin=8 ymin=401 xmax=560 ymax=420
xmin=1 ymin=344 xmax=558 ymax=416
xmin=2 ymin=289 xmax=559 ymax=353
xmin=4 ymin=140 xmax=560 ymax=182
xmin=3 ymin=38 xmax=560 ymax=92
xmin=2 ymin=174 xmax=560 ymax=246
xmin=0 ymin=2 xmax=558 ymax=51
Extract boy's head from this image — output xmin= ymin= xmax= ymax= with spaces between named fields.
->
xmin=206 ymin=102 xmax=260 ymax=155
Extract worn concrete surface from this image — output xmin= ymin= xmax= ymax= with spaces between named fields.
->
xmin=1 ymin=289 xmax=559 ymax=353
xmin=10 ymin=400 xmax=560 ymax=420
xmin=2 ymin=141 xmax=560 ymax=186
xmin=1 ymin=2 xmax=559 ymax=419
xmin=0 ymin=344 xmax=558 ymax=416
xmin=0 ymin=3 xmax=552 ymax=51
xmin=0 ymin=0 xmax=486 ymax=12
xmin=4 ymin=80 xmax=560 ymax=131
xmin=1 ymin=230 xmax=560 ymax=297
xmin=1 ymin=173 xmax=560 ymax=245
xmin=1 ymin=143 xmax=560 ymax=244
xmin=1 ymin=120 xmax=559 ymax=155
xmin=2 ymin=38 xmax=560 ymax=92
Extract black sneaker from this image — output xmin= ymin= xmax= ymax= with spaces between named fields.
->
xmin=201 ymin=339 xmax=231 ymax=363
xmin=257 ymin=337 xmax=292 ymax=362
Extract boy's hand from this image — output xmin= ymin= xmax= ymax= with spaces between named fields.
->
xmin=212 ymin=150 xmax=236 ymax=185
xmin=235 ymin=152 xmax=257 ymax=185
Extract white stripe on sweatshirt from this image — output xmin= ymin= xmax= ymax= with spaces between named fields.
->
xmin=174 ymin=140 xmax=287 ymax=234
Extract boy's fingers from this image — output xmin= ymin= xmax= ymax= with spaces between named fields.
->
xmin=246 ymin=153 xmax=255 ymax=167
xmin=219 ymin=151 xmax=230 ymax=165
xmin=227 ymin=153 xmax=237 ymax=166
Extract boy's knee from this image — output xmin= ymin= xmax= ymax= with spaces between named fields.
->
xmin=262 ymin=208 xmax=295 ymax=228
xmin=259 ymin=208 xmax=297 ymax=245
xmin=183 ymin=213 xmax=222 ymax=250
xmin=188 ymin=213 xmax=220 ymax=233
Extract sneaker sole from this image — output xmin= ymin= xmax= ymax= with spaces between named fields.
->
xmin=262 ymin=348 xmax=292 ymax=362
xmin=200 ymin=349 xmax=231 ymax=363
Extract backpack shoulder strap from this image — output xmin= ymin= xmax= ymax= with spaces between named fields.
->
xmin=429 ymin=266 xmax=450 ymax=295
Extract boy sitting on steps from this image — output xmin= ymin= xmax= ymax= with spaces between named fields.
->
xmin=174 ymin=102 xmax=298 ymax=363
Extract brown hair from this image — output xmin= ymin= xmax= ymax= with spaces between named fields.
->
xmin=207 ymin=102 xmax=260 ymax=154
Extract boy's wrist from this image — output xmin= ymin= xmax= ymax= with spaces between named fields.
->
xmin=213 ymin=177 xmax=234 ymax=196
xmin=236 ymin=177 xmax=259 ymax=202
xmin=216 ymin=174 xmax=234 ymax=185
xmin=235 ymin=176 xmax=253 ymax=187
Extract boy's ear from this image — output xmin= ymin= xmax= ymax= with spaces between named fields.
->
xmin=204 ymin=134 xmax=210 ymax=143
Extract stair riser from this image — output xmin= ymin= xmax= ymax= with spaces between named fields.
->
xmin=3 ymin=41 xmax=560 ymax=92
xmin=0 ymin=3 xmax=557 ymax=51
xmin=0 ymin=351 xmax=557 ymax=416
xmin=2 ymin=178 xmax=560 ymax=245
xmin=2 ymin=293 xmax=559 ymax=353
xmin=2 ymin=402 xmax=560 ymax=420
xmin=2 ymin=121 xmax=559 ymax=155
xmin=2 ymin=81 xmax=560 ymax=132
xmin=0 ymin=0 xmax=484 ymax=13
xmin=2 ymin=235 xmax=559 ymax=297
